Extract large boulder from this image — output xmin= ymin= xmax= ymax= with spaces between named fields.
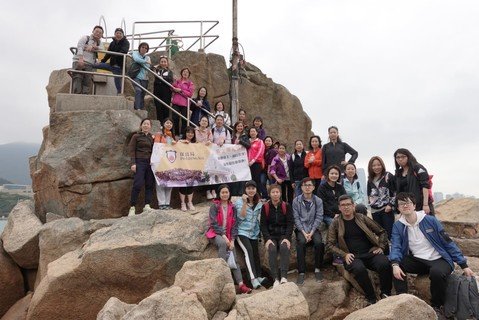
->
xmin=1 ymin=200 xmax=42 ymax=269
xmin=344 ymin=294 xmax=436 ymax=320
xmin=27 ymin=209 xmax=216 ymax=320
xmin=36 ymin=217 xmax=116 ymax=287
xmin=0 ymin=240 xmax=25 ymax=318
xmin=1 ymin=292 xmax=32 ymax=320
xmin=30 ymin=109 xmax=143 ymax=221
xmin=235 ymin=282 xmax=309 ymax=320
xmin=174 ymin=258 xmax=236 ymax=319
xmin=436 ymin=198 xmax=479 ymax=238
xmin=452 ymin=237 xmax=479 ymax=257
xmin=96 ymin=297 xmax=135 ymax=320
xmin=122 ymin=286 xmax=208 ymax=320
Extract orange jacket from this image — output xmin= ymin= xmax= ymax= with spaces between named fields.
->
xmin=304 ymin=149 xmax=323 ymax=179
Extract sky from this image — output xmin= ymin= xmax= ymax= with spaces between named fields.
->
xmin=0 ymin=0 xmax=478 ymax=197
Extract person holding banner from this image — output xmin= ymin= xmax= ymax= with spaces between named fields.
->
xmin=230 ymin=121 xmax=251 ymax=196
xmin=212 ymin=114 xmax=232 ymax=146
xmin=178 ymin=127 xmax=197 ymax=211
xmin=154 ymin=118 xmax=176 ymax=209
xmin=128 ymin=118 xmax=155 ymax=216
xmin=195 ymin=115 xmax=215 ymax=199
xmin=206 ymin=184 xmax=253 ymax=294
xmin=235 ymin=180 xmax=265 ymax=289
xmin=248 ymin=127 xmax=267 ymax=199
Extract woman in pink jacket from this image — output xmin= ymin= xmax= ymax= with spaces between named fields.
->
xmin=171 ymin=67 xmax=194 ymax=138
xmin=248 ymin=127 xmax=267 ymax=199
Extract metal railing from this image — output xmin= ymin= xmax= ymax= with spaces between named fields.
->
xmin=67 ymin=49 xmax=233 ymax=131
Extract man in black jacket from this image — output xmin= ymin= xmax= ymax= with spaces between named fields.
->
xmin=94 ymin=28 xmax=130 ymax=94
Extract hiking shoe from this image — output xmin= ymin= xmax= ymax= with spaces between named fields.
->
xmin=187 ymin=202 xmax=196 ymax=211
xmin=280 ymin=277 xmax=288 ymax=284
xmin=380 ymin=293 xmax=389 ymax=300
xmin=257 ymin=277 xmax=267 ymax=284
xmin=273 ymin=280 xmax=280 ymax=288
xmin=332 ymin=256 xmax=344 ymax=266
xmin=315 ymin=271 xmax=324 ymax=282
xmin=296 ymin=273 xmax=305 ymax=286
xmin=239 ymin=283 xmax=252 ymax=294
xmin=251 ymin=278 xmax=261 ymax=289
xmin=128 ymin=206 xmax=135 ymax=216
xmin=143 ymin=204 xmax=152 ymax=211
xmin=180 ymin=203 xmax=187 ymax=212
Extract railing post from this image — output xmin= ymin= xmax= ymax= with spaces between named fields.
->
xmin=199 ymin=21 xmax=204 ymax=52
xmin=121 ymin=56 xmax=126 ymax=94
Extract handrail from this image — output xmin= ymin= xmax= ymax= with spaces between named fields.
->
xmin=68 ymin=48 xmax=232 ymax=131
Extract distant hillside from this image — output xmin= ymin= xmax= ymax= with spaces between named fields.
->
xmin=0 ymin=192 xmax=30 ymax=214
xmin=0 ymin=177 xmax=13 ymax=185
xmin=0 ymin=142 xmax=40 ymax=185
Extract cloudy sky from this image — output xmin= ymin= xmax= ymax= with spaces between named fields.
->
xmin=1 ymin=0 xmax=478 ymax=197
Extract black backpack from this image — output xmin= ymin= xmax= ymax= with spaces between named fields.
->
xmin=444 ymin=273 xmax=479 ymax=319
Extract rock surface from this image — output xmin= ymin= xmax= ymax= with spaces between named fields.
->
xmin=436 ymin=198 xmax=479 ymax=239
xmin=96 ymin=297 xmax=135 ymax=320
xmin=122 ymin=286 xmax=208 ymax=320
xmin=1 ymin=200 xmax=42 ymax=269
xmin=174 ymin=258 xmax=236 ymax=319
xmin=0 ymin=240 xmax=25 ymax=318
xmin=344 ymin=294 xmax=436 ymax=320
xmin=1 ymin=292 xmax=32 ymax=320
xmin=27 ymin=210 xmax=215 ymax=320
xmin=452 ymin=237 xmax=479 ymax=257
xmin=235 ymin=282 xmax=309 ymax=320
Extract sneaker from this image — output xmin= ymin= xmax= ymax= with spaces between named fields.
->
xmin=257 ymin=277 xmax=267 ymax=284
xmin=143 ymin=204 xmax=152 ymax=211
xmin=296 ymin=273 xmax=305 ymax=286
xmin=280 ymin=277 xmax=288 ymax=284
xmin=158 ymin=205 xmax=166 ymax=210
xmin=273 ymin=280 xmax=280 ymax=288
xmin=211 ymin=190 xmax=217 ymax=198
xmin=332 ymin=256 xmax=344 ymax=266
xmin=380 ymin=293 xmax=389 ymax=300
xmin=164 ymin=205 xmax=172 ymax=210
xmin=128 ymin=206 xmax=135 ymax=216
xmin=238 ymin=283 xmax=252 ymax=294
xmin=187 ymin=202 xmax=196 ymax=211
xmin=251 ymin=278 xmax=261 ymax=289
xmin=206 ymin=190 xmax=214 ymax=199
xmin=180 ymin=203 xmax=187 ymax=212
xmin=315 ymin=271 xmax=324 ymax=282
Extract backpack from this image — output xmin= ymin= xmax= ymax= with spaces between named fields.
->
xmin=444 ymin=273 xmax=479 ymax=319
xmin=127 ymin=62 xmax=142 ymax=79
xmin=263 ymin=201 xmax=287 ymax=218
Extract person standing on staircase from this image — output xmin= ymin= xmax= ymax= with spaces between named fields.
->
xmin=72 ymin=25 xmax=103 ymax=94
xmin=132 ymin=42 xmax=151 ymax=110
xmin=153 ymin=56 xmax=174 ymax=123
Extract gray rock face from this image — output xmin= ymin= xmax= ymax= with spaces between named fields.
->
xmin=122 ymin=286 xmax=208 ymax=320
xmin=1 ymin=200 xmax=42 ymax=269
xmin=0 ymin=240 xmax=25 ymax=318
xmin=27 ymin=210 xmax=216 ymax=320
xmin=344 ymin=294 xmax=436 ymax=320
xmin=96 ymin=297 xmax=135 ymax=320
xmin=174 ymin=258 xmax=236 ymax=319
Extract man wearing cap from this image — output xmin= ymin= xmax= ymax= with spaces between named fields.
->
xmin=94 ymin=28 xmax=130 ymax=94
xmin=292 ymin=177 xmax=325 ymax=285
xmin=72 ymin=25 xmax=104 ymax=94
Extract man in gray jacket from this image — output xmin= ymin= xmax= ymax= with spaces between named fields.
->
xmin=293 ymin=177 xmax=324 ymax=285
xmin=72 ymin=25 xmax=103 ymax=94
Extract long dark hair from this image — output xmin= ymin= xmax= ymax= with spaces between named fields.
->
xmin=215 ymin=184 xmax=232 ymax=201
xmin=367 ymin=156 xmax=386 ymax=182
xmin=244 ymin=183 xmax=260 ymax=207
xmin=195 ymin=86 xmax=208 ymax=100
xmin=393 ymin=148 xmax=418 ymax=172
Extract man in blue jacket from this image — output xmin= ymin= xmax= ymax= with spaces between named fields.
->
xmin=292 ymin=177 xmax=324 ymax=285
xmin=390 ymin=192 xmax=474 ymax=315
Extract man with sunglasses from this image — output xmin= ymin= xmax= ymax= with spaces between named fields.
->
xmin=390 ymin=192 xmax=474 ymax=317
xmin=292 ymin=177 xmax=325 ymax=285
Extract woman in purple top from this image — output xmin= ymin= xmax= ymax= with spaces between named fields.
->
xmin=269 ymin=143 xmax=293 ymax=203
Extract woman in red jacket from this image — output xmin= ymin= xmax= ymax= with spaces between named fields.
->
xmin=171 ymin=67 xmax=194 ymax=138
xmin=304 ymin=135 xmax=323 ymax=193
xmin=248 ymin=127 xmax=267 ymax=199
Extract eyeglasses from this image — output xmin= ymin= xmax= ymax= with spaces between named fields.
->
xmin=339 ymin=203 xmax=353 ymax=207
xmin=398 ymin=200 xmax=413 ymax=207
xmin=302 ymin=184 xmax=314 ymax=187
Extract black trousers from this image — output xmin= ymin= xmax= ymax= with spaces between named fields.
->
xmin=344 ymin=253 xmax=392 ymax=301
xmin=250 ymin=162 xmax=268 ymax=198
xmin=172 ymin=104 xmax=188 ymax=137
xmin=237 ymin=235 xmax=262 ymax=280
xmin=372 ymin=208 xmax=395 ymax=240
xmin=267 ymin=238 xmax=291 ymax=280
xmin=130 ymin=158 xmax=154 ymax=206
xmin=393 ymin=255 xmax=452 ymax=307
xmin=296 ymin=229 xmax=324 ymax=273
xmin=279 ymin=180 xmax=294 ymax=204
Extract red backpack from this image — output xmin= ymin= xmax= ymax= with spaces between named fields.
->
xmin=263 ymin=201 xmax=287 ymax=218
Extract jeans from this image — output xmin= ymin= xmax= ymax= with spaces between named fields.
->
xmin=393 ymin=255 xmax=452 ymax=307
xmin=323 ymin=216 xmax=334 ymax=227
xmin=296 ymin=229 xmax=324 ymax=273
xmin=134 ymin=79 xmax=148 ymax=110
xmin=130 ymin=158 xmax=155 ymax=206
xmin=72 ymin=62 xmax=93 ymax=94
xmin=293 ymin=180 xmax=303 ymax=198
xmin=267 ymin=238 xmax=291 ymax=280
xmin=344 ymin=253 xmax=393 ymax=301
xmin=93 ymin=63 xmax=123 ymax=93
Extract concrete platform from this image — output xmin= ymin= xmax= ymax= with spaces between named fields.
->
xmin=55 ymin=93 xmax=128 ymax=112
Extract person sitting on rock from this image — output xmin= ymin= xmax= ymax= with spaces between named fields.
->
xmin=327 ymin=194 xmax=393 ymax=305
xmin=292 ymin=177 xmax=325 ymax=285
xmin=260 ymin=184 xmax=294 ymax=288
xmin=206 ymin=184 xmax=252 ymax=294
xmin=390 ymin=192 xmax=474 ymax=316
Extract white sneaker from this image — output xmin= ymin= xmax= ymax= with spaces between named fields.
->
xmin=273 ymin=280 xmax=280 ymax=288
xmin=128 ymin=206 xmax=135 ymax=216
xmin=211 ymin=190 xmax=217 ymax=198
xmin=143 ymin=204 xmax=152 ymax=211
xmin=280 ymin=277 xmax=288 ymax=284
xmin=206 ymin=190 xmax=213 ymax=199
